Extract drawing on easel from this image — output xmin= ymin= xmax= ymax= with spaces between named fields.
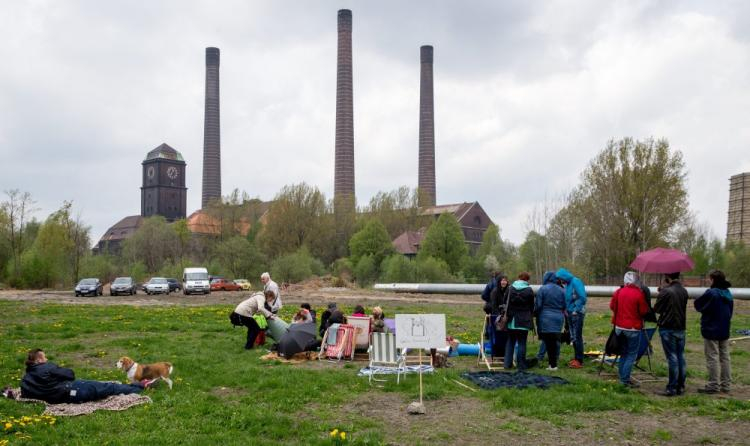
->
xmin=411 ymin=317 xmax=426 ymax=338
xmin=395 ymin=314 xmax=446 ymax=349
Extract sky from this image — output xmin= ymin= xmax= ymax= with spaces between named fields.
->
xmin=2 ymin=0 xmax=750 ymax=245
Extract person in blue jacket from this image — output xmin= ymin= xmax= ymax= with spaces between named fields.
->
xmin=556 ymin=268 xmax=587 ymax=368
xmin=694 ymin=270 xmax=734 ymax=394
xmin=534 ymin=271 xmax=566 ymax=370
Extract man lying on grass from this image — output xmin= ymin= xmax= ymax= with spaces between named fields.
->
xmin=21 ymin=349 xmax=145 ymax=404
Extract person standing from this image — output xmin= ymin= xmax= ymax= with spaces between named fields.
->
xmin=21 ymin=349 xmax=144 ymax=404
xmin=556 ymin=268 xmax=588 ymax=368
xmin=488 ymin=275 xmax=510 ymax=358
xmin=260 ymin=272 xmax=282 ymax=314
xmin=504 ymin=272 xmax=535 ymax=371
xmin=694 ymin=270 xmax=734 ymax=394
xmin=534 ymin=271 xmax=566 ymax=370
xmin=610 ymin=272 xmax=650 ymax=387
xmin=654 ymin=272 xmax=689 ymax=396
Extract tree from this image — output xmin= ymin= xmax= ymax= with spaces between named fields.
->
xmin=270 ymin=248 xmax=316 ymax=283
xmin=379 ymin=255 xmax=416 ymax=283
xmin=1 ymin=190 xmax=37 ymax=284
xmin=362 ymin=187 xmax=428 ymax=239
xmin=121 ymin=216 xmax=179 ymax=273
xmin=417 ymin=213 xmax=467 ymax=273
xmin=213 ymin=236 xmax=267 ymax=280
xmin=353 ymin=254 xmax=377 ymax=286
xmin=348 ymin=219 xmax=394 ymax=268
xmin=562 ymin=138 xmax=689 ymax=277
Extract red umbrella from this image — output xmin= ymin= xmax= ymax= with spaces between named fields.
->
xmin=629 ymin=247 xmax=695 ymax=273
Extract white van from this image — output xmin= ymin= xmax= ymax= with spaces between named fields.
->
xmin=182 ymin=267 xmax=210 ymax=295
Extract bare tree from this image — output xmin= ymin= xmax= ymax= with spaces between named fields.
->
xmin=1 ymin=190 xmax=37 ymax=281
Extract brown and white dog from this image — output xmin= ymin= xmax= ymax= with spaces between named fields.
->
xmin=116 ymin=356 xmax=173 ymax=389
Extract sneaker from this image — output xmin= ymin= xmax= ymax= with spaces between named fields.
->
xmin=622 ymin=379 xmax=640 ymax=388
xmin=546 ymin=366 xmax=558 ymax=371
xmin=568 ymin=359 xmax=583 ymax=369
xmin=661 ymin=390 xmax=678 ymax=397
xmin=697 ymin=388 xmax=719 ymax=395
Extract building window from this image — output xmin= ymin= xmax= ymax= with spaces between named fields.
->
xmin=474 ymin=216 xmax=481 ymax=226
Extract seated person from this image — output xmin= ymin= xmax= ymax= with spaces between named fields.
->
xmin=21 ymin=349 xmax=144 ymax=404
xmin=300 ymin=303 xmax=317 ymax=323
xmin=352 ymin=305 xmax=366 ymax=317
xmin=371 ymin=306 xmax=389 ymax=333
xmin=319 ymin=303 xmax=338 ymax=337
xmin=292 ymin=308 xmax=313 ymax=324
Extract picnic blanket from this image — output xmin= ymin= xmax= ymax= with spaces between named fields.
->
xmin=260 ymin=351 xmax=319 ymax=363
xmin=460 ymin=371 xmax=568 ymax=390
xmin=736 ymin=329 xmax=750 ymax=336
xmin=357 ymin=364 xmax=434 ymax=377
xmin=8 ymin=388 xmax=151 ymax=416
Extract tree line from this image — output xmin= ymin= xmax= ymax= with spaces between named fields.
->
xmin=2 ymin=137 xmax=748 ymax=289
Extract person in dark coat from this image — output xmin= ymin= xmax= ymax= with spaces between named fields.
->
xmin=319 ymin=303 xmax=338 ymax=337
xmin=21 ymin=349 xmax=144 ymax=404
xmin=694 ymin=270 xmax=734 ymax=394
xmin=654 ymin=272 xmax=689 ymax=396
xmin=481 ymin=271 xmax=502 ymax=305
xmin=487 ymin=275 xmax=510 ymax=357
xmin=534 ymin=271 xmax=566 ymax=370
xmin=556 ymin=268 xmax=587 ymax=368
xmin=504 ymin=272 xmax=535 ymax=371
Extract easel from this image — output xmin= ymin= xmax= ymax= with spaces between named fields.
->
xmin=478 ymin=315 xmax=504 ymax=370
xmin=598 ymin=326 xmax=658 ymax=382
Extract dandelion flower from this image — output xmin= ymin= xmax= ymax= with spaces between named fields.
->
xmin=330 ymin=429 xmax=339 ymax=437
xmin=4 ymin=422 xmax=12 ymax=430
xmin=340 ymin=432 xmax=346 ymax=440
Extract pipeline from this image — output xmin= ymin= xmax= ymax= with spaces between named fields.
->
xmin=373 ymin=283 xmax=750 ymax=300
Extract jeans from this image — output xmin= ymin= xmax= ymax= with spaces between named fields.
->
xmin=569 ymin=313 xmax=585 ymax=362
xmin=539 ymin=333 xmax=561 ymax=368
xmin=659 ymin=329 xmax=686 ymax=393
xmin=504 ymin=329 xmax=528 ymax=370
xmin=69 ymin=380 xmax=143 ymax=403
xmin=616 ymin=329 xmax=640 ymax=384
xmin=704 ymin=339 xmax=731 ymax=391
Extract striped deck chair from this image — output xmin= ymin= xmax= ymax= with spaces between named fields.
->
xmin=347 ymin=316 xmax=372 ymax=351
xmin=319 ymin=323 xmax=356 ymax=361
xmin=367 ymin=332 xmax=405 ymax=384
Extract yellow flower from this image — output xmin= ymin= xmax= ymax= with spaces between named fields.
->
xmin=4 ymin=422 xmax=12 ymax=430
xmin=330 ymin=429 xmax=339 ymax=437
xmin=340 ymin=432 xmax=346 ymax=440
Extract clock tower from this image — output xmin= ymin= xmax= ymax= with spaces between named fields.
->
xmin=141 ymin=143 xmax=187 ymax=221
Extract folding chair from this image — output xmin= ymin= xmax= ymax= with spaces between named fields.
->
xmin=347 ymin=316 xmax=372 ymax=352
xmin=478 ymin=314 xmax=505 ymax=370
xmin=319 ymin=323 xmax=356 ymax=361
xmin=598 ymin=327 xmax=658 ymax=381
xmin=367 ymin=332 xmax=405 ymax=385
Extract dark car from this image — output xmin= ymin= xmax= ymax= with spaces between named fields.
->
xmin=167 ymin=278 xmax=181 ymax=293
xmin=110 ymin=277 xmax=137 ymax=296
xmin=75 ymin=278 xmax=103 ymax=297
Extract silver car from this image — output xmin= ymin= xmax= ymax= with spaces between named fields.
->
xmin=145 ymin=277 xmax=170 ymax=295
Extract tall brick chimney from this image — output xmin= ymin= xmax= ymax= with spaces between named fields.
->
xmin=418 ymin=45 xmax=436 ymax=207
xmin=334 ymin=9 xmax=355 ymax=213
xmin=202 ymin=47 xmax=221 ymax=208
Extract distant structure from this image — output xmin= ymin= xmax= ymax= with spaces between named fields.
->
xmin=334 ymin=9 xmax=355 ymax=212
xmin=392 ymin=202 xmax=493 ymax=256
xmin=202 ymin=47 xmax=222 ymax=208
xmin=418 ymin=45 xmax=436 ymax=207
xmin=141 ymin=143 xmax=187 ymax=221
xmin=727 ymin=172 xmax=750 ymax=244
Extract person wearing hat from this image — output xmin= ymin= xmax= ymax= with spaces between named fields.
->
xmin=654 ymin=272 xmax=689 ymax=396
xmin=694 ymin=270 xmax=734 ymax=394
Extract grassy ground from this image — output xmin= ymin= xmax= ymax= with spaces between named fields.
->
xmin=0 ymin=297 xmax=748 ymax=445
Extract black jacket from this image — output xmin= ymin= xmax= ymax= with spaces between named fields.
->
xmin=489 ymin=285 xmax=510 ymax=315
xmin=21 ymin=362 xmax=75 ymax=403
xmin=507 ymin=285 xmax=535 ymax=330
xmin=654 ymin=281 xmax=688 ymax=331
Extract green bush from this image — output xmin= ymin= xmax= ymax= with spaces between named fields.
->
xmin=415 ymin=256 xmax=455 ymax=283
xmin=79 ymin=254 xmax=119 ymax=283
xmin=379 ymin=254 xmax=416 ymax=283
xmin=332 ymin=258 xmax=354 ymax=281
xmin=353 ymin=254 xmax=377 ymax=286
xmin=270 ymin=249 xmax=318 ymax=283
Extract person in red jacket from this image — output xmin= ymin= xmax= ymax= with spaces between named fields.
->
xmin=609 ymin=272 xmax=650 ymax=387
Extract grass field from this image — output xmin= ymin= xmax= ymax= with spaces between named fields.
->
xmin=0 ymin=295 xmax=749 ymax=445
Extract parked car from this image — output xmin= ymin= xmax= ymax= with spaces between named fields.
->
xmin=183 ymin=267 xmax=210 ymax=295
xmin=167 ymin=278 xmax=181 ymax=293
xmin=110 ymin=277 xmax=137 ymax=296
xmin=75 ymin=278 xmax=103 ymax=297
xmin=233 ymin=279 xmax=252 ymax=291
xmin=145 ymin=277 xmax=170 ymax=295
xmin=210 ymin=278 xmax=242 ymax=292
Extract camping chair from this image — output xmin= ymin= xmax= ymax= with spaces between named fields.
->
xmin=347 ymin=316 xmax=372 ymax=355
xmin=598 ymin=327 xmax=658 ymax=382
xmin=367 ymin=332 xmax=405 ymax=385
xmin=319 ymin=323 xmax=356 ymax=361
xmin=478 ymin=314 xmax=505 ymax=370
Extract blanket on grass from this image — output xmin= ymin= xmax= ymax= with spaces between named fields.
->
xmin=9 ymin=388 xmax=151 ymax=417
xmin=460 ymin=371 xmax=568 ymax=390
xmin=357 ymin=365 xmax=434 ymax=377
xmin=260 ymin=351 xmax=319 ymax=363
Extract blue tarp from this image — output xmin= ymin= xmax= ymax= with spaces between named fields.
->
xmin=461 ymin=371 xmax=568 ymax=390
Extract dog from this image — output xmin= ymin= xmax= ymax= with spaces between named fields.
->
xmin=116 ymin=356 xmax=173 ymax=389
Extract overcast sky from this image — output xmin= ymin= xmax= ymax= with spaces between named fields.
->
xmin=2 ymin=1 xmax=749 ymax=245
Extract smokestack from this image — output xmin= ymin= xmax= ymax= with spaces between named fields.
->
xmin=334 ymin=9 xmax=355 ymax=212
xmin=418 ymin=45 xmax=436 ymax=207
xmin=202 ymin=47 xmax=221 ymax=208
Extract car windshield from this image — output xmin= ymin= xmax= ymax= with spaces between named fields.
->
xmin=150 ymin=278 xmax=167 ymax=284
xmin=113 ymin=278 xmax=131 ymax=284
xmin=186 ymin=273 xmax=208 ymax=280
xmin=211 ymin=279 xmax=222 ymax=284
xmin=79 ymin=279 xmax=97 ymax=285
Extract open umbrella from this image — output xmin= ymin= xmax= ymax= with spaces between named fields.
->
xmin=629 ymin=247 xmax=694 ymax=273
xmin=278 ymin=322 xmax=317 ymax=358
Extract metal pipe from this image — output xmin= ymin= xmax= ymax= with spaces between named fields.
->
xmin=373 ymin=283 xmax=750 ymax=300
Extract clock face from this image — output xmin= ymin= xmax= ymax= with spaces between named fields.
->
xmin=147 ymin=166 xmax=155 ymax=179
xmin=167 ymin=166 xmax=179 ymax=180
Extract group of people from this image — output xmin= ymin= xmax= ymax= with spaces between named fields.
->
xmin=482 ymin=268 xmax=735 ymax=395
